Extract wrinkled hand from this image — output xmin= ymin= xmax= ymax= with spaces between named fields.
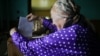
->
xmin=26 ymin=13 xmax=38 ymax=21
xmin=10 ymin=27 xmax=17 ymax=36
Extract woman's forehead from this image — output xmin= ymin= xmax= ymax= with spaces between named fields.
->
xmin=52 ymin=3 xmax=69 ymax=15
xmin=51 ymin=6 xmax=68 ymax=17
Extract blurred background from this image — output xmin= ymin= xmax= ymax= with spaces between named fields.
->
xmin=0 ymin=0 xmax=100 ymax=56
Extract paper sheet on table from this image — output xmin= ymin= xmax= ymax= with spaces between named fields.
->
xmin=18 ymin=17 xmax=33 ymax=38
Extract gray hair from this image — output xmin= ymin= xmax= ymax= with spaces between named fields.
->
xmin=53 ymin=0 xmax=81 ymax=24
xmin=53 ymin=0 xmax=95 ymax=32
xmin=54 ymin=0 xmax=78 ymax=15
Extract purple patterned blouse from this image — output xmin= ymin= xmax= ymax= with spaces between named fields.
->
xmin=11 ymin=18 xmax=93 ymax=56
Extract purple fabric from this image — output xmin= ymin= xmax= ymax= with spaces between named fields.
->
xmin=42 ymin=19 xmax=57 ymax=33
xmin=11 ymin=19 xmax=91 ymax=56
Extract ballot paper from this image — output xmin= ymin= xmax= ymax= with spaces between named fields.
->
xmin=18 ymin=17 xmax=33 ymax=38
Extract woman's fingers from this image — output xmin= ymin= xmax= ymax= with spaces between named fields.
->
xmin=26 ymin=13 xmax=38 ymax=21
xmin=26 ymin=13 xmax=32 ymax=18
xmin=26 ymin=13 xmax=33 ymax=21
xmin=28 ymin=15 xmax=34 ymax=21
xmin=10 ymin=28 xmax=17 ymax=35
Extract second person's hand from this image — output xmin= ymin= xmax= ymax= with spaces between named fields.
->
xmin=26 ymin=13 xmax=38 ymax=21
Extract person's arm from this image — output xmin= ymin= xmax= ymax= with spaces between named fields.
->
xmin=26 ymin=13 xmax=57 ymax=31
xmin=42 ymin=18 xmax=57 ymax=32
xmin=10 ymin=25 xmax=77 ymax=56
xmin=33 ymin=16 xmax=57 ymax=31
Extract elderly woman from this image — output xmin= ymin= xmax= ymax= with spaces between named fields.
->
xmin=10 ymin=0 xmax=97 ymax=56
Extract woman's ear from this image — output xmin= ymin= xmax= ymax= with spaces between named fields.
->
xmin=63 ymin=18 xmax=66 ymax=21
xmin=58 ymin=18 xmax=66 ymax=25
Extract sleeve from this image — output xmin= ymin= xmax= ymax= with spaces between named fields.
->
xmin=11 ymin=26 xmax=77 ymax=56
xmin=42 ymin=18 xmax=57 ymax=31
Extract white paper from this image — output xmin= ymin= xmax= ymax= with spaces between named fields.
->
xmin=18 ymin=16 xmax=33 ymax=38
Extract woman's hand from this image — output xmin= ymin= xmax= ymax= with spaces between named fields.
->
xmin=26 ymin=13 xmax=38 ymax=21
xmin=10 ymin=28 xmax=17 ymax=36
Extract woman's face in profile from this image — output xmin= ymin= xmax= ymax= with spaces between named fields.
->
xmin=50 ymin=4 xmax=68 ymax=25
xmin=50 ymin=6 xmax=60 ymax=25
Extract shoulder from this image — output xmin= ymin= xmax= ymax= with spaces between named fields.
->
xmin=43 ymin=24 xmax=87 ymax=39
xmin=66 ymin=24 xmax=87 ymax=31
xmin=62 ymin=24 xmax=88 ymax=35
xmin=63 ymin=24 xmax=84 ymax=32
